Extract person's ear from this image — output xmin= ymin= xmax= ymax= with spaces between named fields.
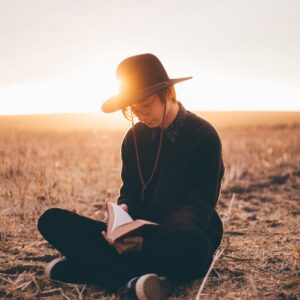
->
xmin=166 ymin=87 xmax=176 ymax=102
xmin=165 ymin=89 xmax=172 ymax=102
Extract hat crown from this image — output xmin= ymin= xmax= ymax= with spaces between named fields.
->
xmin=117 ymin=53 xmax=169 ymax=95
xmin=101 ymin=53 xmax=192 ymax=113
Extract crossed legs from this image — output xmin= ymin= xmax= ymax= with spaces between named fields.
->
xmin=37 ymin=208 xmax=213 ymax=291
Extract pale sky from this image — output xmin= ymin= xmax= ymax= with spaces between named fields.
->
xmin=0 ymin=0 xmax=300 ymax=115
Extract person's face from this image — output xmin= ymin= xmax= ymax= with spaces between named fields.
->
xmin=130 ymin=94 xmax=166 ymax=128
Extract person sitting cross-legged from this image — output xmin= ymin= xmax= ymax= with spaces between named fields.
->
xmin=37 ymin=53 xmax=225 ymax=300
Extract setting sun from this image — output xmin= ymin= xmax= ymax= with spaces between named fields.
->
xmin=1 ymin=1 xmax=299 ymax=115
xmin=1 ymin=70 xmax=299 ymax=115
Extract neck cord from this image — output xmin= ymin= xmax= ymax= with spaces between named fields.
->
xmin=131 ymin=101 xmax=167 ymax=202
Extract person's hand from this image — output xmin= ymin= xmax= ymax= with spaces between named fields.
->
xmin=118 ymin=203 xmax=128 ymax=213
xmin=102 ymin=203 xmax=128 ymax=223
xmin=102 ymin=203 xmax=143 ymax=254
xmin=102 ymin=231 xmax=143 ymax=254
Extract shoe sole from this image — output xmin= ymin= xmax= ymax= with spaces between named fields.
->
xmin=135 ymin=273 xmax=172 ymax=300
xmin=45 ymin=257 xmax=66 ymax=279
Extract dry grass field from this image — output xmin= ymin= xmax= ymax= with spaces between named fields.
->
xmin=0 ymin=122 xmax=299 ymax=299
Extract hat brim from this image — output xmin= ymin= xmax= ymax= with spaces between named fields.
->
xmin=101 ymin=77 xmax=192 ymax=113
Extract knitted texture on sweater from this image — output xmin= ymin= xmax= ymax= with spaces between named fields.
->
xmin=118 ymin=109 xmax=225 ymax=251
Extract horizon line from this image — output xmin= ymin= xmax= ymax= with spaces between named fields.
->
xmin=1 ymin=109 xmax=300 ymax=117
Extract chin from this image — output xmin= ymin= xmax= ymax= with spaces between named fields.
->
xmin=145 ymin=124 xmax=156 ymax=128
xmin=144 ymin=120 xmax=157 ymax=128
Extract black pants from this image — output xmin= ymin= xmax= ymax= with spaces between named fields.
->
xmin=37 ymin=208 xmax=213 ymax=291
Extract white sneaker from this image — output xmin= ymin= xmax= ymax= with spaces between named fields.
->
xmin=45 ymin=257 xmax=67 ymax=279
xmin=45 ymin=257 xmax=86 ymax=283
xmin=126 ymin=273 xmax=173 ymax=300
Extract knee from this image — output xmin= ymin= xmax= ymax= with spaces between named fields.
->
xmin=171 ymin=227 xmax=213 ymax=281
xmin=155 ymin=226 xmax=212 ymax=260
xmin=37 ymin=208 xmax=65 ymax=236
xmin=170 ymin=226 xmax=211 ymax=249
xmin=181 ymin=227 xmax=212 ymax=271
xmin=180 ymin=227 xmax=211 ymax=256
xmin=170 ymin=227 xmax=212 ymax=265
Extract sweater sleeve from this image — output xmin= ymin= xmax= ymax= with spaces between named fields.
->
xmin=117 ymin=135 xmax=140 ymax=218
xmin=166 ymin=130 xmax=224 ymax=231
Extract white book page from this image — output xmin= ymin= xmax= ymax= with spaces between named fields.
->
xmin=111 ymin=203 xmax=133 ymax=231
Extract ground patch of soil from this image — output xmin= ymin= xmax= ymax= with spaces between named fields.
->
xmin=0 ymin=125 xmax=299 ymax=299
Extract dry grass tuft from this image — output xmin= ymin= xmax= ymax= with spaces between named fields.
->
xmin=0 ymin=125 xmax=299 ymax=299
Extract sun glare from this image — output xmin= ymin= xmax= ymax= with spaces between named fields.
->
xmin=0 ymin=68 xmax=119 ymax=115
xmin=0 ymin=68 xmax=299 ymax=115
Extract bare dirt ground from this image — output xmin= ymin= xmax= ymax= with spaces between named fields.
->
xmin=0 ymin=124 xmax=299 ymax=299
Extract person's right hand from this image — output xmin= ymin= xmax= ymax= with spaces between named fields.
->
xmin=102 ymin=203 xmax=128 ymax=223
xmin=102 ymin=231 xmax=143 ymax=254
xmin=102 ymin=203 xmax=143 ymax=254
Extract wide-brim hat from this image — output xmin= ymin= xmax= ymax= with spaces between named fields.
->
xmin=101 ymin=53 xmax=192 ymax=113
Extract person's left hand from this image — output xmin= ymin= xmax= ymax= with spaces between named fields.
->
xmin=102 ymin=231 xmax=143 ymax=254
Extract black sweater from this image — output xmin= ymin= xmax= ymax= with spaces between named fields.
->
xmin=117 ymin=110 xmax=225 ymax=251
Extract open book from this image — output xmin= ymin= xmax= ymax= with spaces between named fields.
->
xmin=106 ymin=202 xmax=158 ymax=242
